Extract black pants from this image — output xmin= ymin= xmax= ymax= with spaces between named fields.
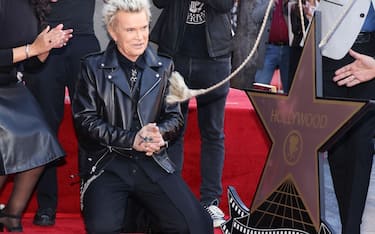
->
xmin=25 ymin=34 xmax=100 ymax=211
xmin=322 ymin=37 xmax=375 ymax=234
xmin=82 ymin=156 xmax=213 ymax=234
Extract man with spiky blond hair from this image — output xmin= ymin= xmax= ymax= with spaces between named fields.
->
xmin=72 ymin=0 xmax=213 ymax=233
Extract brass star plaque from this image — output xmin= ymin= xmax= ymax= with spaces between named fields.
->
xmin=222 ymin=19 xmax=369 ymax=234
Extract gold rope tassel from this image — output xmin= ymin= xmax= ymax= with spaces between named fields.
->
xmin=166 ymin=71 xmax=205 ymax=103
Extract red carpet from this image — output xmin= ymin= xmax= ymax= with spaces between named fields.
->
xmin=0 ymin=89 xmax=269 ymax=233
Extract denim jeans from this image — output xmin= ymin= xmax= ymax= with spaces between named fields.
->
xmin=254 ymin=44 xmax=290 ymax=93
xmin=168 ymin=55 xmax=230 ymax=206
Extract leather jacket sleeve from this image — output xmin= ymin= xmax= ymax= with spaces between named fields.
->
xmin=72 ymin=58 xmax=137 ymax=150
xmin=156 ymin=80 xmax=184 ymax=142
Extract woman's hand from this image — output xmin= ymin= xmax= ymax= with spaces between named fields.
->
xmin=12 ymin=24 xmax=73 ymax=63
xmin=29 ymin=24 xmax=73 ymax=60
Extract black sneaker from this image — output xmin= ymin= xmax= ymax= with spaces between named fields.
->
xmin=33 ymin=208 xmax=56 ymax=226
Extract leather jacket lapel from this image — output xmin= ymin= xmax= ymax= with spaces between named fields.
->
xmin=105 ymin=68 xmax=132 ymax=97
xmin=100 ymin=41 xmax=132 ymax=97
xmin=139 ymin=47 xmax=164 ymax=99
xmin=100 ymin=42 xmax=164 ymax=98
xmin=139 ymin=67 xmax=161 ymax=100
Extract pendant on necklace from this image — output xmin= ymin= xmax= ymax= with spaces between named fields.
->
xmin=130 ymin=68 xmax=137 ymax=83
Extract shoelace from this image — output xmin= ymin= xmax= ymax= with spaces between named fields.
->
xmin=206 ymin=206 xmax=224 ymax=218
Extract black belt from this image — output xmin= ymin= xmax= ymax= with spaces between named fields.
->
xmin=268 ymin=41 xmax=289 ymax=46
xmin=355 ymin=32 xmax=375 ymax=44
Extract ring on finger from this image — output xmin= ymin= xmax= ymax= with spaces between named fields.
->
xmin=144 ymin=136 xmax=153 ymax=142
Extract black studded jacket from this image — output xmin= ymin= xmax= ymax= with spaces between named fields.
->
xmin=72 ymin=41 xmax=183 ymax=181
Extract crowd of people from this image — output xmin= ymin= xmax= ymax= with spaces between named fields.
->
xmin=0 ymin=0 xmax=374 ymax=233
xmin=230 ymin=0 xmax=319 ymax=92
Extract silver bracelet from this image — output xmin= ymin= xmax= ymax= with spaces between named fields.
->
xmin=25 ymin=44 xmax=30 ymax=59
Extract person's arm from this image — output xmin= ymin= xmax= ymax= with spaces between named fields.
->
xmin=28 ymin=24 xmax=73 ymax=63
xmin=333 ymin=49 xmax=375 ymax=87
xmin=135 ymin=63 xmax=183 ymax=155
xmin=0 ymin=24 xmax=72 ymax=67
xmin=134 ymin=70 xmax=185 ymax=154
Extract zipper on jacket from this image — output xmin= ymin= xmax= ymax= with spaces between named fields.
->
xmin=111 ymin=83 xmax=116 ymax=124
xmin=137 ymin=78 xmax=161 ymax=126
xmin=90 ymin=146 xmax=112 ymax=174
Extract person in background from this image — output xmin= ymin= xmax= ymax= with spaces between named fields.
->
xmin=318 ymin=0 xmax=375 ymax=233
xmin=72 ymin=0 xmax=213 ymax=233
xmin=150 ymin=0 xmax=234 ymax=228
xmin=253 ymin=0 xmax=291 ymax=93
xmin=230 ymin=0 xmax=265 ymax=90
xmin=288 ymin=0 xmax=318 ymax=87
xmin=24 ymin=0 xmax=101 ymax=226
xmin=0 ymin=0 xmax=71 ymax=231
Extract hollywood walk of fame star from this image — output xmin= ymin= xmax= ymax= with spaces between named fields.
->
xmin=222 ymin=20 xmax=368 ymax=233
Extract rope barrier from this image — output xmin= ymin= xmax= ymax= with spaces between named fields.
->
xmin=166 ymin=0 xmax=355 ymax=104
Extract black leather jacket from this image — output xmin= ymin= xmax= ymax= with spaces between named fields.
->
xmin=150 ymin=0 xmax=234 ymax=58
xmin=72 ymin=41 xmax=183 ymax=179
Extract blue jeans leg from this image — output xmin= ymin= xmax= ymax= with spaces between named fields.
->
xmin=197 ymin=90 xmax=228 ymax=205
xmin=278 ymin=45 xmax=290 ymax=93
xmin=255 ymin=44 xmax=280 ymax=85
xmin=255 ymin=44 xmax=290 ymax=93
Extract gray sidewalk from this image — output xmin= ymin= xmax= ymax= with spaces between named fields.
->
xmin=362 ymin=158 xmax=375 ymax=234
xmin=322 ymin=155 xmax=375 ymax=234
